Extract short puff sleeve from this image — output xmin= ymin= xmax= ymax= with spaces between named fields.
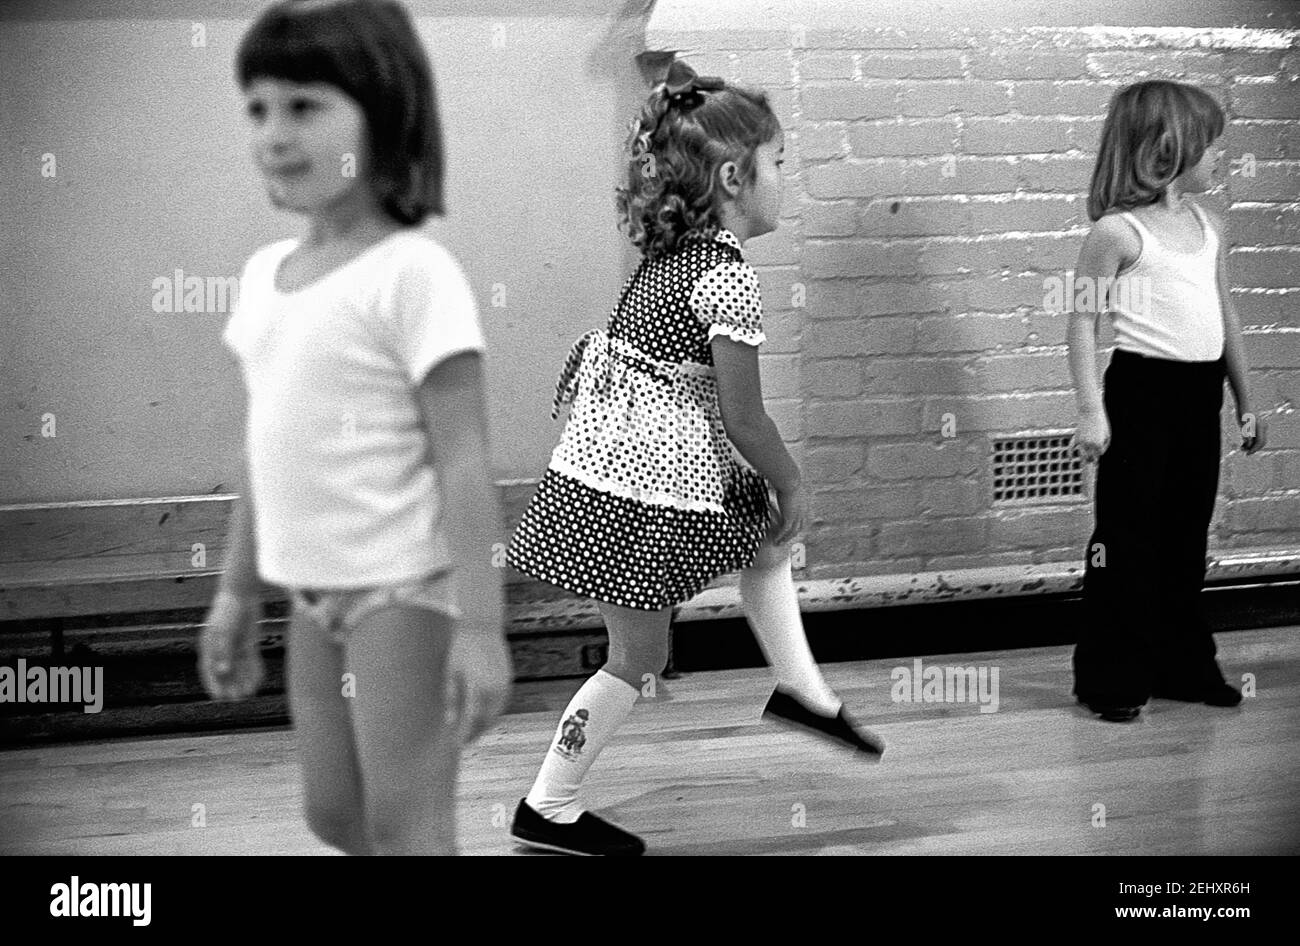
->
xmin=689 ymin=261 xmax=766 ymax=347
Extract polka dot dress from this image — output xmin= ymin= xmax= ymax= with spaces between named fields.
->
xmin=506 ymin=229 xmax=774 ymax=611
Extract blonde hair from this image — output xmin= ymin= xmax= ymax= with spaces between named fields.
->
xmin=1087 ymin=80 xmax=1225 ymax=221
xmin=616 ymin=63 xmax=780 ymax=260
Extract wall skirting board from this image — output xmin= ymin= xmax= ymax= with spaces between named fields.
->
xmin=1 ymin=494 xmax=1296 ymax=630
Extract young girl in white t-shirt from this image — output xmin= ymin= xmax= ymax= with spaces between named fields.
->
xmin=198 ymin=0 xmax=511 ymax=855
xmin=1068 ymin=80 xmax=1266 ymax=722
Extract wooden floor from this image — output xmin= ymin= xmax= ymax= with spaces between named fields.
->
xmin=2 ymin=625 xmax=1297 ymax=855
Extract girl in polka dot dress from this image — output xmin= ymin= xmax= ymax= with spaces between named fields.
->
xmin=505 ymin=60 xmax=885 ymax=857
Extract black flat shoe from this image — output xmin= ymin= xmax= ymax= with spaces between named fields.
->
xmin=1076 ymin=697 xmax=1142 ymax=722
xmin=1153 ymin=680 xmax=1242 ymax=707
xmin=763 ymin=688 xmax=885 ymax=758
xmin=510 ymin=799 xmax=645 ymax=856
xmin=1203 ymin=681 xmax=1244 ymax=707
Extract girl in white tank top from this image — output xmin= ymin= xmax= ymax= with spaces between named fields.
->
xmin=1110 ymin=202 xmax=1224 ymax=362
xmin=1065 ymin=80 xmax=1267 ymax=722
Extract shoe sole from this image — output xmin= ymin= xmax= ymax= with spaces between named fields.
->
xmin=511 ymin=829 xmax=644 ymax=857
xmin=1076 ymin=700 xmax=1141 ymax=722
xmin=1152 ymin=693 xmax=1242 ymax=707
xmin=511 ymin=832 xmax=599 ymax=856
xmin=763 ymin=708 xmax=885 ymax=760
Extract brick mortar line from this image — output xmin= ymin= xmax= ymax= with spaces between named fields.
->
xmin=655 ymin=28 xmax=1299 ymax=51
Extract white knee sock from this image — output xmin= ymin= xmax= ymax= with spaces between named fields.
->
xmin=740 ymin=558 xmax=842 ymax=716
xmin=524 ymin=669 xmax=638 ymax=824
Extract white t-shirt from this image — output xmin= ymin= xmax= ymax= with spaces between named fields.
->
xmin=222 ymin=229 xmax=485 ymax=589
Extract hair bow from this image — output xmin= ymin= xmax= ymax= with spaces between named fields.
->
xmin=662 ymin=60 xmax=724 ymax=108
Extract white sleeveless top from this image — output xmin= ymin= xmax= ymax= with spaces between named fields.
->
xmin=1109 ymin=203 xmax=1225 ymax=362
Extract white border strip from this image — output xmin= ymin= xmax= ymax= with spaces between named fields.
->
xmin=514 ymin=548 xmax=1300 ymax=630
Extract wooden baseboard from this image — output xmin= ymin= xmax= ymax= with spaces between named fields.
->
xmin=5 ymin=494 xmax=1299 ymax=627
xmin=4 ymin=579 xmax=1297 ymax=747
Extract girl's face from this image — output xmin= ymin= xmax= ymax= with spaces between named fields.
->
xmin=244 ymin=78 xmax=371 ymax=216
xmin=1179 ymin=136 xmax=1223 ymax=194
xmin=739 ymin=132 xmax=785 ymax=238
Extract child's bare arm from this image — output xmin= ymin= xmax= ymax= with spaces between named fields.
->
xmin=219 ymin=495 xmax=259 ymax=595
xmin=1067 ymin=216 xmax=1134 ymax=461
xmin=1067 ymin=217 xmax=1132 ymax=413
xmin=711 ymin=337 xmax=799 ymax=492
xmin=219 ymin=381 xmax=262 ymax=600
xmin=201 ymin=375 xmax=266 ymax=702
xmin=415 ymin=350 xmax=510 ymax=742
xmin=415 ymin=350 xmax=504 ymax=637
xmin=1210 ymin=210 xmax=1263 ymax=452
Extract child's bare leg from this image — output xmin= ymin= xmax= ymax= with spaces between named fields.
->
xmin=346 ymin=605 xmax=458 ymax=855
xmin=602 ymin=601 xmax=673 ymax=689
xmin=286 ymin=607 xmax=371 ymax=855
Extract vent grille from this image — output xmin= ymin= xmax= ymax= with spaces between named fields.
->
xmin=992 ymin=434 xmax=1085 ymax=504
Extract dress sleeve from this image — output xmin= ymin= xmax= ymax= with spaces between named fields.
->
xmin=688 ymin=260 xmax=766 ymax=347
xmin=383 ymin=242 xmax=486 ymax=384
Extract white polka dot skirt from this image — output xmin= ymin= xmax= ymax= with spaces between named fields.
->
xmin=506 ymin=229 xmax=775 ymax=611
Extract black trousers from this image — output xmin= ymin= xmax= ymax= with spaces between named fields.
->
xmin=1073 ymin=348 xmax=1230 ymax=706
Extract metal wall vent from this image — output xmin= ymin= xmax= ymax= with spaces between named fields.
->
xmin=992 ymin=434 xmax=1085 ymax=504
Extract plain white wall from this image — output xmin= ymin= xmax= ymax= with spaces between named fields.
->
xmin=0 ymin=0 xmax=649 ymax=502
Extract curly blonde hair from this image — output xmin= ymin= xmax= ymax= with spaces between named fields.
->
xmin=616 ymin=67 xmax=780 ymax=260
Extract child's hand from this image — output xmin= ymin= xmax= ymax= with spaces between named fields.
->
xmin=198 ymin=590 xmax=265 ymax=701
xmin=769 ymin=483 xmax=809 ymax=546
xmin=446 ymin=627 xmax=512 ymax=745
xmin=1239 ymin=411 xmax=1267 ymax=455
xmin=1074 ymin=410 xmax=1111 ymax=463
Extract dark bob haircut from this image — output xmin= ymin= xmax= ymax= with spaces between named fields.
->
xmin=1087 ymin=80 xmax=1225 ymax=222
xmin=236 ymin=0 xmax=444 ymax=224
